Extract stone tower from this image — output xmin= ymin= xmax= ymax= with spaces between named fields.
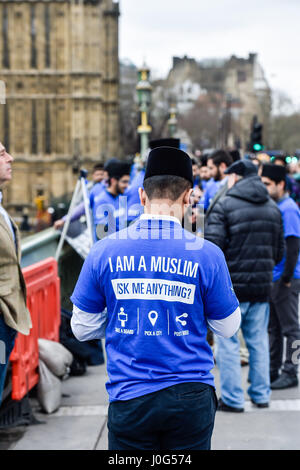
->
xmin=0 ymin=0 xmax=120 ymax=214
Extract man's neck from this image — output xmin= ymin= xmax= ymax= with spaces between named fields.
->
xmin=144 ymin=199 xmax=182 ymax=223
xmin=278 ymin=192 xmax=289 ymax=203
xmin=107 ymin=187 xmax=118 ymax=197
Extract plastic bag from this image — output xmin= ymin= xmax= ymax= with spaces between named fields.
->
xmin=38 ymin=338 xmax=73 ymax=379
xmin=37 ymin=359 xmax=61 ymax=414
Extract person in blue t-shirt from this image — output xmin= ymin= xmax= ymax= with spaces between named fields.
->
xmin=125 ymin=166 xmax=145 ymax=223
xmin=262 ymin=164 xmax=300 ymax=389
xmin=199 ymin=158 xmax=213 ymax=192
xmin=53 ymin=163 xmax=107 ymax=230
xmin=92 ymin=161 xmax=131 ymax=241
xmin=203 ymin=150 xmax=233 ymax=211
xmin=70 ymin=146 xmax=240 ymax=451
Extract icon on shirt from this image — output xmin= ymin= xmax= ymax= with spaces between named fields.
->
xmin=118 ymin=307 xmax=128 ymax=327
xmin=176 ymin=313 xmax=188 ymax=326
xmin=148 ymin=310 xmax=158 ymax=327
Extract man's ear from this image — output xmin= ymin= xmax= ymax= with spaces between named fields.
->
xmin=139 ymin=187 xmax=147 ymax=206
xmin=279 ymin=180 xmax=286 ymax=192
xmin=184 ymin=187 xmax=194 ymax=206
xmin=219 ymin=162 xmax=226 ymax=174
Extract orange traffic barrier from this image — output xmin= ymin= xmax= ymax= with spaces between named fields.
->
xmin=10 ymin=258 xmax=61 ymax=401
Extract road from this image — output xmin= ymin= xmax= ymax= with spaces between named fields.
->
xmin=1 ymin=360 xmax=299 ymax=450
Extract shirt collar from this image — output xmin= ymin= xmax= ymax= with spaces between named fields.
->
xmin=140 ymin=213 xmax=181 ymax=225
xmin=278 ymin=193 xmax=289 ymax=204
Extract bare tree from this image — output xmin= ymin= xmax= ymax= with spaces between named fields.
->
xmin=178 ymin=93 xmax=223 ymax=150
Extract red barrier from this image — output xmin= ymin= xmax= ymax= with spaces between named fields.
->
xmin=10 ymin=257 xmax=61 ymax=401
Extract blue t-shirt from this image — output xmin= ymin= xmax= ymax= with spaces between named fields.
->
xmin=203 ymin=180 xmax=220 ymax=211
xmin=89 ymin=181 xmax=106 ymax=212
xmin=200 ymin=179 xmax=210 ymax=191
xmin=71 ymin=217 xmax=239 ymax=402
xmin=273 ymin=196 xmax=300 ymax=281
xmin=125 ymin=169 xmax=145 ymax=222
xmin=193 ymin=176 xmax=200 ymax=188
xmin=91 ymin=189 xmax=128 ymax=240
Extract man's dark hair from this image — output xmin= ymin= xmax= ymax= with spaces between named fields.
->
xmin=108 ymin=162 xmax=131 ymax=182
xmin=143 ymin=175 xmax=192 ymax=201
xmin=208 ymin=149 xmax=233 ymax=168
xmin=200 ymin=155 xmax=208 ymax=167
xmin=93 ymin=163 xmax=104 ymax=172
xmin=274 ymin=156 xmax=286 ymax=166
xmin=229 ymin=149 xmax=241 ymax=162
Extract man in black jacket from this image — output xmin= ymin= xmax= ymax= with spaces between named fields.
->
xmin=205 ymin=160 xmax=284 ymax=412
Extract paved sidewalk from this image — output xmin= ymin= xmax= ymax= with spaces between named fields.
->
xmin=3 ymin=361 xmax=299 ymax=451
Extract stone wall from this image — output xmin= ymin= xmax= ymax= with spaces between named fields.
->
xmin=0 ymin=0 xmax=120 ymax=214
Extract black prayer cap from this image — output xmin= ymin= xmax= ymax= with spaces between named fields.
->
xmin=108 ymin=161 xmax=131 ymax=179
xmin=149 ymin=138 xmax=180 ymax=150
xmin=104 ymin=157 xmax=120 ymax=171
xmin=261 ymin=163 xmax=286 ymax=183
xmin=225 ymin=159 xmax=258 ymax=177
xmin=144 ymin=146 xmax=193 ymax=185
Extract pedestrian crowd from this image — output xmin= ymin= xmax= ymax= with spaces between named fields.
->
xmin=1 ymin=138 xmax=300 ymax=450
xmin=54 ymin=141 xmax=300 ymax=412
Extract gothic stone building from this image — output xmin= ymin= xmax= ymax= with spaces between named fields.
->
xmin=0 ymin=0 xmax=120 ymax=215
xmin=167 ymin=53 xmax=272 ymax=151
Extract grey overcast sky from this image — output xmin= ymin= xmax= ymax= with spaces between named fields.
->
xmin=118 ymin=0 xmax=300 ymax=110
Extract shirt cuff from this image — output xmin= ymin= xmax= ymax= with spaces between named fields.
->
xmin=71 ymin=305 xmax=107 ymax=341
xmin=207 ymin=307 xmax=241 ymax=338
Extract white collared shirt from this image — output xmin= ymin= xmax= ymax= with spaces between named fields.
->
xmin=0 ymin=191 xmax=15 ymax=242
xmin=140 ymin=213 xmax=181 ymax=225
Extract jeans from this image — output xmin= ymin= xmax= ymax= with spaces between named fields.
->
xmin=216 ymin=302 xmax=270 ymax=408
xmin=108 ymin=382 xmax=217 ymax=450
xmin=0 ymin=314 xmax=17 ymax=406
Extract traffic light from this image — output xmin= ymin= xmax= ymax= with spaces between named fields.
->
xmin=250 ymin=119 xmax=263 ymax=152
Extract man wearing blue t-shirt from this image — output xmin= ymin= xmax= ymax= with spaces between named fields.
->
xmin=70 ymin=146 xmax=240 ymax=450
xmin=125 ymin=166 xmax=145 ymax=223
xmin=262 ymin=164 xmax=300 ymax=389
xmin=203 ymin=150 xmax=233 ymax=211
xmin=91 ymin=161 xmax=131 ymax=241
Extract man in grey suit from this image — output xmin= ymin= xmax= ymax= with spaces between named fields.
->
xmin=0 ymin=142 xmax=32 ymax=405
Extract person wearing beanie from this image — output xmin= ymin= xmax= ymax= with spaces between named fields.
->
xmin=205 ymin=159 xmax=284 ymax=412
xmin=70 ymin=146 xmax=240 ymax=450
xmin=125 ymin=139 xmax=182 ymax=224
xmin=261 ymin=164 xmax=300 ymax=389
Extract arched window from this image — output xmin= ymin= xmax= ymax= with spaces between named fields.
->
xmin=45 ymin=4 xmax=51 ymax=68
xmin=31 ymin=101 xmax=37 ymax=154
xmin=31 ymin=5 xmax=37 ymax=68
xmin=2 ymin=5 xmax=9 ymax=68
xmin=45 ymin=101 xmax=51 ymax=154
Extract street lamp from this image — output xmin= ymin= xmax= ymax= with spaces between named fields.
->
xmin=136 ymin=64 xmax=152 ymax=159
xmin=167 ymin=104 xmax=177 ymax=137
